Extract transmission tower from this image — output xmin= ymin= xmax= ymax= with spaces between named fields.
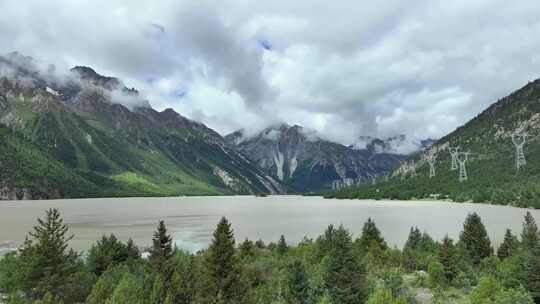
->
xmin=449 ymin=147 xmax=459 ymax=171
xmin=426 ymin=153 xmax=437 ymax=179
xmin=409 ymin=161 xmax=417 ymax=178
xmin=456 ymin=152 xmax=470 ymax=183
xmin=511 ymin=132 xmax=527 ymax=171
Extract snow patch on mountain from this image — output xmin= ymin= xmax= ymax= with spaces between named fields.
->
xmin=272 ymin=147 xmax=285 ymax=180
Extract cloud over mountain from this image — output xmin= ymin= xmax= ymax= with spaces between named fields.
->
xmin=2 ymin=0 xmax=540 ymax=144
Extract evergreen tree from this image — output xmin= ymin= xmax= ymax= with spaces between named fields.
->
xmin=525 ymin=245 xmax=540 ymax=303
xmin=239 ymin=239 xmax=255 ymax=259
xmin=497 ymin=229 xmax=520 ymax=260
xmin=204 ymin=217 xmax=243 ymax=303
xmin=149 ymin=275 xmax=165 ymax=304
xmin=86 ymin=266 xmax=126 ymax=304
xmin=470 ymin=275 xmax=503 ymax=304
xmin=106 ymin=273 xmax=144 ymax=304
xmin=459 ymin=213 xmax=492 ymax=265
xmin=356 ymin=218 xmax=387 ymax=253
xmin=149 ymin=221 xmax=173 ymax=275
xmin=419 ymin=232 xmax=437 ymax=253
xmin=427 ymin=261 xmax=447 ymax=287
xmin=169 ymin=253 xmax=196 ymax=304
xmin=315 ymin=225 xmax=337 ymax=260
xmin=87 ymin=234 xmax=137 ymax=275
xmin=521 ymin=212 xmax=539 ymax=251
xmin=403 ymin=227 xmax=422 ymax=271
xmin=324 ymin=225 xmax=367 ymax=304
xmin=277 ymin=235 xmax=288 ymax=255
xmin=438 ymin=235 xmax=457 ymax=283
xmin=403 ymin=227 xmax=421 ymax=251
xmin=255 ymin=239 xmax=265 ymax=249
xmin=125 ymin=238 xmax=141 ymax=260
xmin=286 ymin=260 xmax=310 ymax=304
xmin=18 ymin=208 xmax=79 ymax=300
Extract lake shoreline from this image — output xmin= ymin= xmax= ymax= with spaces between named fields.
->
xmin=1 ymin=196 xmax=538 ymax=254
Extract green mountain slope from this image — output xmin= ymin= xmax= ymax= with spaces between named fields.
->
xmin=326 ymin=79 xmax=540 ymax=208
xmin=0 ymin=53 xmax=283 ymax=199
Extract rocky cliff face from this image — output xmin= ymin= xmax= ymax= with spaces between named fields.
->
xmin=0 ymin=52 xmax=284 ymax=199
xmin=226 ymin=124 xmax=408 ymax=192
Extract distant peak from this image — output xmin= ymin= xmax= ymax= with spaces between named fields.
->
xmin=71 ymin=66 xmax=122 ymax=90
xmin=161 ymin=108 xmax=178 ymax=115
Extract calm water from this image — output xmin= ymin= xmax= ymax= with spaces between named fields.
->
xmin=0 ymin=196 xmax=538 ymax=254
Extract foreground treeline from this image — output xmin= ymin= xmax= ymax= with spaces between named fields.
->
xmin=1 ymin=209 xmax=540 ymax=304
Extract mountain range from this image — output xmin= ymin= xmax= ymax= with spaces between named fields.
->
xmin=0 ymin=52 xmax=428 ymax=199
xmin=225 ymin=125 xmax=420 ymax=192
xmin=0 ymin=52 xmax=285 ymax=199
xmin=328 ymin=77 xmax=540 ymax=208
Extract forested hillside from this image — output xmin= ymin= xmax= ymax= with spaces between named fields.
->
xmin=327 ymin=78 xmax=540 ymax=208
xmin=0 ymin=53 xmax=283 ymax=199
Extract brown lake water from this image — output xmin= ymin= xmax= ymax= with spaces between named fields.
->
xmin=0 ymin=196 xmax=538 ymax=254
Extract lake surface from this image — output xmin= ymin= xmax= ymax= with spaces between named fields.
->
xmin=0 ymin=196 xmax=538 ymax=254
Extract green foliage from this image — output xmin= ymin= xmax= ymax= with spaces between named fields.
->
xmin=521 ymin=211 xmax=539 ymax=251
xmin=106 ymin=273 xmax=144 ymax=304
xmin=0 ymin=78 xmax=278 ymax=199
xmin=525 ymin=245 xmax=540 ymax=302
xmin=459 ymin=212 xmax=492 ymax=265
xmin=497 ymin=229 xmax=520 ymax=260
xmin=277 ymin=235 xmax=288 ymax=256
xmin=438 ymin=235 xmax=458 ymax=284
xmin=355 ymin=218 xmax=387 ymax=254
xmin=87 ymin=234 xmax=140 ymax=275
xmin=494 ymin=286 xmax=535 ymax=304
xmin=17 ymin=209 xmax=80 ymax=301
xmin=470 ymin=275 xmax=503 ymax=304
xmin=324 ymin=225 xmax=368 ymax=304
xmin=239 ymin=239 xmax=256 ymax=260
xmin=149 ymin=220 xmax=173 ymax=276
xmin=428 ymin=261 xmax=448 ymax=288
xmin=366 ymin=286 xmax=407 ymax=304
xmin=286 ymin=260 xmax=310 ymax=304
xmin=3 ymin=208 xmax=539 ymax=304
xmin=203 ymin=217 xmax=244 ymax=303
xmin=86 ymin=266 xmax=128 ymax=304
xmin=149 ymin=275 xmax=165 ymax=304
xmin=403 ymin=227 xmax=437 ymax=271
xmin=471 ymin=275 xmax=534 ymax=304
xmin=168 ymin=251 xmax=197 ymax=304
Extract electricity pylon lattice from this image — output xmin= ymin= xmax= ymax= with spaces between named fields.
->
xmin=426 ymin=153 xmax=437 ymax=179
xmin=456 ymin=152 xmax=470 ymax=183
xmin=409 ymin=161 xmax=417 ymax=178
xmin=449 ymin=147 xmax=459 ymax=171
xmin=511 ymin=132 xmax=527 ymax=171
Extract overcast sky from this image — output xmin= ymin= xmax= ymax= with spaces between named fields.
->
xmin=1 ymin=0 xmax=540 ymax=144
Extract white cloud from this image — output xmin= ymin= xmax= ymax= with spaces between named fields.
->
xmin=1 ymin=0 xmax=540 ymax=144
